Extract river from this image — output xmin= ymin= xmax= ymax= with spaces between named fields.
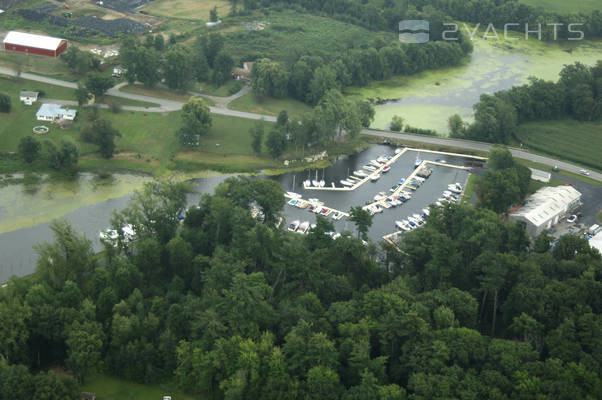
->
xmin=0 ymin=145 xmax=475 ymax=282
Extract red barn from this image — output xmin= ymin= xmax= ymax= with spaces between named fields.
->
xmin=3 ymin=31 xmax=68 ymax=58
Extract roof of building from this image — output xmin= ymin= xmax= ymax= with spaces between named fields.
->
xmin=243 ymin=61 xmax=255 ymax=70
xmin=510 ymin=185 xmax=581 ymax=227
xmin=529 ymin=167 xmax=551 ymax=183
xmin=589 ymin=231 xmax=602 ymax=254
xmin=20 ymin=91 xmax=39 ymax=98
xmin=233 ymin=68 xmax=251 ymax=76
xmin=3 ymin=31 xmax=65 ymax=51
xmin=36 ymin=103 xmax=77 ymax=119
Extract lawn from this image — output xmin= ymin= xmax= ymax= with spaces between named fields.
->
xmin=80 ymin=373 xmax=197 ymax=400
xmin=196 ymin=80 xmax=243 ymax=97
xmin=119 ymin=84 xmax=192 ymax=103
xmin=228 ymin=92 xmax=314 ymax=120
xmin=0 ymin=49 xmax=77 ymax=81
xmin=461 ymin=174 xmax=478 ymax=204
xmin=142 ymin=0 xmax=230 ymax=20
xmin=515 ymin=119 xmax=602 ymax=172
xmin=519 ymin=0 xmax=601 ymax=13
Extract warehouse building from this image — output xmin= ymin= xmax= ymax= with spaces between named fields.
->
xmin=3 ymin=31 xmax=68 ymax=58
xmin=509 ymin=186 xmax=582 ymax=236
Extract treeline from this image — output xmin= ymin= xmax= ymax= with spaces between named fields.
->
xmin=238 ymin=0 xmax=602 ymax=38
xmin=450 ymin=60 xmax=602 ymax=143
xmin=1 ymin=176 xmax=601 ymax=399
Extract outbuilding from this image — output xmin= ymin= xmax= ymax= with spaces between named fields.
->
xmin=36 ymin=103 xmax=77 ymax=122
xmin=509 ymin=185 xmax=582 ymax=236
xmin=19 ymin=91 xmax=39 ymax=105
xmin=3 ymin=31 xmax=68 ymax=58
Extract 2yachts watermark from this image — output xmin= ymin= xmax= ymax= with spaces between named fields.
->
xmin=399 ymin=20 xmax=585 ymax=43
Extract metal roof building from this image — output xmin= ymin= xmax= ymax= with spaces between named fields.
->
xmin=509 ymin=186 xmax=581 ymax=236
xmin=36 ymin=103 xmax=77 ymax=121
xmin=3 ymin=31 xmax=68 ymax=57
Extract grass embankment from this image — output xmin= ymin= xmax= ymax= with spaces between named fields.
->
xmin=142 ymin=0 xmax=230 ymax=19
xmin=516 ymin=119 xmax=602 ymax=173
xmin=461 ymin=174 xmax=478 ymax=204
xmin=0 ymin=51 xmax=77 ymax=81
xmin=81 ymin=374 xmax=196 ymax=400
xmin=519 ymin=0 xmax=601 ymax=12
xmin=514 ymin=158 xmax=602 ymax=186
xmin=228 ymin=92 xmax=314 ymax=119
xmin=196 ymin=80 xmax=242 ymax=97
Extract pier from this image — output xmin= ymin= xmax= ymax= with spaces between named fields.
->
xmin=284 ymin=193 xmax=349 ymax=219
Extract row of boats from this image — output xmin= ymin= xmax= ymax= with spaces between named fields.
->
xmin=286 ymin=192 xmax=345 ymax=220
xmin=364 ymin=168 xmax=432 ymax=215
xmin=340 ymin=155 xmax=395 ymax=186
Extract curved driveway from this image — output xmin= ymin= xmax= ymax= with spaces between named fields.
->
xmin=1 ymin=67 xmax=599 ymax=182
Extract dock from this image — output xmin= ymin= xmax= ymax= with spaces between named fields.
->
xmin=284 ymin=193 xmax=349 ymax=219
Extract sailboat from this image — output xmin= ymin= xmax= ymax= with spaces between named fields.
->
xmin=319 ymin=168 xmax=325 ymax=187
xmin=303 ymin=170 xmax=311 ymax=187
xmin=414 ymin=152 xmax=422 ymax=169
xmin=312 ymin=170 xmax=320 ymax=187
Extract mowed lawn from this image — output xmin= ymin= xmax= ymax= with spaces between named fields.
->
xmin=228 ymin=92 xmax=314 ymax=120
xmin=516 ymin=119 xmax=602 ymax=172
xmin=142 ymin=0 xmax=230 ymax=19
xmin=81 ymin=374 xmax=197 ymax=400
xmin=520 ymin=0 xmax=601 ymax=12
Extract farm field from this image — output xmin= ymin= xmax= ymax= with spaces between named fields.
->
xmin=142 ymin=0 xmax=230 ymax=20
xmin=515 ymin=119 xmax=602 ymax=172
xmin=228 ymin=92 xmax=314 ymax=120
xmin=81 ymin=374 xmax=196 ymax=400
xmin=519 ymin=0 xmax=601 ymax=12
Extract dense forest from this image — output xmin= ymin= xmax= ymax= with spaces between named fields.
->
xmin=1 ymin=172 xmax=600 ymax=399
xmin=449 ymin=60 xmax=602 ymax=143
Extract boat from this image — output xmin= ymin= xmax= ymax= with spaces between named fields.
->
xmin=308 ymin=204 xmax=316 ymax=212
xmin=319 ymin=169 xmax=325 ymax=187
xmin=99 ymin=228 xmax=118 ymax=243
xmin=275 ymin=217 xmax=283 ymax=228
xmin=332 ymin=232 xmax=342 ymax=240
xmin=380 ymin=201 xmax=392 ymax=209
xmin=320 ymin=208 xmax=332 ymax=216
xmin=377 ymin=156 xmax=389 ymax=163
xmin=314 ymin=206 xmax=323 ymax=214
xmin=298 ymin=221 xmax=310 ymax=234
xmin=308 ymin=198 xmax=322 ymax=204
xmin=288 ymin=199 xmax=298 ymax=206
xmin=399 ymin=178 xmax=405 ymax=184
xmin=382 ymin=165 xmax=391 ymax=173
xmin=304 ymin=179 xmax=312 ymax=187
xmin=340 ymin=179 xmax=353 ymax=186
xmin=370 ymin=160 xmax=383 ymax=168
xmin=331 ymin=212 xmax=341 ymax=220
xmin=367 ymin=205 xmax=383 ymax=215
xmin=295 ymin=200 xmax=309 ymax=208
xmin=413 ymin=176 xmax=426 ymax=183
xmin=373 ymin=191 xmax=387 ymax=201
xmin=363 ymin=164 xmax=377 ymax=172
xmin=286 ymin=191 xmax=302 ymax=198
xmin=371 ymin=173 xmax=381 ymax=182
xmin=310 ymin=223 xmax=317 ymax=230
xmin=414 ymin=152 xmax=422 ymax=169
xmin=395 ymin=220 xmax=411 ymax=231
xmin=422 ymin=208 xmax=430 ymax=216
xmin=312 ymin=180 xmax=319 ymax=187
xmin=288 ymin=220 xmax=300 ymax=232
xmin=395 ymin=147 xmax=404 ymax=154
xmin=413 ymin=213 xmax=425 ymax=223
xmin=354 ymin=170 xmax=368 ymax=177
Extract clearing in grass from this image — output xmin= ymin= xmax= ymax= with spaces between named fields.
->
xmin=142 ymin=0 xmax=230 ymax=20
xmin=515 ymin=119 xmax=602 ymax=172
xmin=228 ymin=92 xmax=314 ymax=120
xmin=81 ymin=373 xmax=196 ymax=400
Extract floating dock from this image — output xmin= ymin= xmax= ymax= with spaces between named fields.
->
xmin=284 ymin=193 xmax=349 ymax=219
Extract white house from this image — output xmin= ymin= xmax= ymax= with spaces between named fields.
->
xmin=509 ymin=186 xmax=582 ymax=236
xmin=36 ymin=103 xmax=77 ymax=121
xmin=19 ymin=91 xmax=39 ymax=105
xmin=112 ymin=65 xmax=126 ymax=78
xmin=205 ymin=20 xmax=222 ymax=27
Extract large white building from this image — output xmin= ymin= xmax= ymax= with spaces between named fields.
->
xmin=509 ymin=186 xmax=581 ymax=236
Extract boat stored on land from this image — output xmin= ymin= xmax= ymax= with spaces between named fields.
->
xmin=288 ymin=220 xmax=300 ymax=232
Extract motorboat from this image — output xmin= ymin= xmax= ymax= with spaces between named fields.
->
xmin=394 ymin=147 xmax=404 ymax=154
xmin=370 ymin=160 xmax=383 ymax=168
xmin=413 ymin=176 xmax=425 ymax=183
xmin=298 ymin=221 xmax=310 ymax=234
xmin=332 ymin=232 xmax=342 ymax=240
xmin=390 ymin=184 xmax=400 ymax=192
xmin=99 ymin=228 xmax=118 ymax=243
xmin=395 ymin=220 xmax=411 ymax=231
xmin=295 ymin=200 xmax=309 ymax=208
xmin=286 ymin=191 xmax=302 ymax=198
xmin=314 ymin=206 xmax=323 ymax=214
xmin=340 ymin=179 xmax=353 ymax=186
xmin=354 ymin=170 xmax=369 ymax=177
xmin=308 ymin=198 xmax=321 ymax=204
xmin=377 ymin=156 xmax=389 ymax=163
xmin=364 ymin=164 xmax=377 ymax=172
xmin=373 ymin=191 xmax=387 ymax=201
xmin=320 ymin=208 xmax=331 ymax=216
xmin=413 ymin=213 xmax=425 ymax=223
xmin=380 ymin=201 xmax=392 ymax=209
xmin=370 ymin=173 xmax=381 ymax=182
xmin=382 ymin=165 xmax=391 ymax=173
xmin=288 ymin=220 xmax=300 ymax=232
xmin=288 ymin=199 xmax=298 ymax=206
xmin=422 ymin=208 xmax=430 ymax=216
xmin=399 ymin=178 xmax=405 ymax=184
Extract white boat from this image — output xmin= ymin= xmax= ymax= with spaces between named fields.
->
xmin=367 ymin=205 xmax=383 ymax=215
xmin=396 ymin=220 xmax=410 ymax=231
xmin=354 ymin=170 xmax=368 ymax=177
xmin=395 ymin=147 xmax=404 ymax=154
xmin=422 ymin=208 xmax=430 ymax=216
xmin=286 ymin=191 xmax=302 ymax=198
xmin=304 ymin=180 xmax=312 ymax=187
xmin=275 ymin=217 xmax=283 ymax=228
xmin=381 ymin=201 xmax=392 ymax=209
xmin=363 ymin=164 xmax=377 ymax=172
xmin=298 ymin=221 xmax=310 ymax=234
xmin=332 ymin=232 xmax=342 ymax=240
xmin=313 ymin=206 xmax=323 ymax=214
xmin=308 ymin=198 xmax=321 ymax=204
xmin=370 ymin=160 xmax=383 ymax=168
xmin=413 ymin=176 xmax=426 ymax=183
xmin=318 ymin=180 xmax=325 ymax=187
xmin=99 ymin=229 xmax=118 ymax=242
xmin=340 ymin=179 xmax=353 ymax=186
xmin=382 ymin=165 xmax=391 ymax=173
xmin=377 ymin=156 xmax=388 ymax=163
xmin=373 ymin=191 xmax=387 ymax=201
xmin=370 ymin=173 xmax=381 ymax=182
xmin=413 ymin=213 xmax=425 ymax=223
xmin=312 ymin=180 xmax=320 ymax=187
xmin=414 ymin=153 xmax=422 ymax=168
xmin=288 ymin=220 xmax=300 ymax=232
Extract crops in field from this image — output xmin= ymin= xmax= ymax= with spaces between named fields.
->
xmin=516 ymin=119 xmax=602 ymax=171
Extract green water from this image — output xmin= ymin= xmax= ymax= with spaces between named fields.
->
xmin=348 ymin=35 xmax=602 ymax=134
xmin=0 ymin=173 xmax=152 ymax=234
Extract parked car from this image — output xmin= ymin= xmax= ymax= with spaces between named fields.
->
xmin=579 ymin=169 xmax=590 ymax=176
xmin=567 ymin=215 xmax=577 ymax=223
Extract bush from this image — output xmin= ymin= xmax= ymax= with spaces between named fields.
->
xmin=228 ymin=80 xmax=244 ymax=96
xmin=0 ymin=92 xmax=11 ymax=113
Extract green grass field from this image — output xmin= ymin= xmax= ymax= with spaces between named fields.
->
xmin=520 ymin=0 xmax=601 ymax=13
xmin=142 ymin=0 xmax=230 ymax=20
xmin=119 ymin=84 xmax=192 ymax=103
xmin=228 ymin=92 xmax=313 ymax=119
xmin=81 ymin=374 xmax=197 ymax=400
xmin=516 ymin=119 xmax=602 ymax=172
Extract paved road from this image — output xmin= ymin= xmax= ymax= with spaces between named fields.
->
xmin=362 ymin=129 xmax=602 ymax=182
xmin=1 ymin=67 xmax=599 ymax=182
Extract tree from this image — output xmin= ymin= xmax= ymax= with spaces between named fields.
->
xmin=47 ymin=140 xmax=79 ymax=171
xmin=250 ymin=179 xmax=285 ymax=224
xmin=252 ymin=58 xmax=289 ymax=98
xmin=18 ymin=136 xmax=41 ymax=163
xmin=0 ymin=92 xmax=11 ymax=113
xmin=212 ymin=50 xmax=234 ymax=85
xmin=210 ymin=6 xmax=219 ymax=22
xmin=308 ymin=65 xmax=339 ymax=105
xmin=66 ymin=321 xmax=104 ymax=382
xmin=447 ymin=114 xmax=465 ymax=137
xmin=177 ymin=97 xmax=212 ymax=146
xmin=192 ymin=41 xmax=210 ymax=81
xmin=164 ymin=47 xmax=193 ymax=91
xmin=390 ymin=115 xmax=403 ymax=132
xmin=134 ymin=46 xmax=162 ymax=87
xmin=84 ymin=73 xmax=113 ymax=100
xmin=80 ymin=119 xmax=122 ymax=159
xmin=358 ymin=101 xmax=375 ymax=128
xmin=154 ymin=34 xmax=165 ymax=52
xmin=75 ymin=83 xmax=90 ymax=106
xmin=349 ymin=206 xmax=372 ymax=240
xmin=277 ymin=110 xmax=289 ymax=128
xmin=469 ymin=94 xmax=517 ymax=144
xmin=250 ymin=119 xmax=265 ymax=154
xmin=266 ymin=128 xmax=286 ymax=159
